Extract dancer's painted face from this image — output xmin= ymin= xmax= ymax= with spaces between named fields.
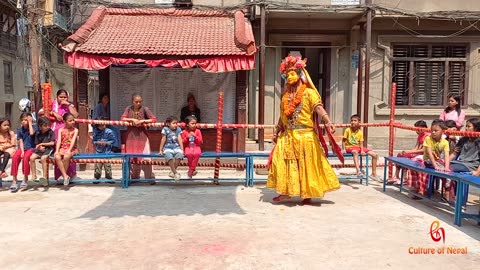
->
xmin=286 ymin=70 xmax=300 ymax=85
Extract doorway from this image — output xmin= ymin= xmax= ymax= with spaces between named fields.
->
xmin=281 ymin=42 xmax=331 ymax=112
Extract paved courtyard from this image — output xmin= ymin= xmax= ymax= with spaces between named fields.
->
xmin=0 ymin=167 xmax=479 ymax=270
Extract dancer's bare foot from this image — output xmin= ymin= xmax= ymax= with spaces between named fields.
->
xmin=301 ymin=198 xmax=312 ymax=205
xmin=272 ymin=195 xmax=291 ymax=202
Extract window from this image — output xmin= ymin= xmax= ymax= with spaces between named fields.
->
xmin=3 ymin=61 xmax=13 ymax=94
xmin=392 ymin=44 xmax=467 ymax=106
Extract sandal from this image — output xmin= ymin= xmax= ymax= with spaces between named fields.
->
xmin=387 ymin=178 xmax=400 ymax=185
xmin=272 ymin=195 xmax=291 ymax=202
xmin=39 ymin=177 xmax=48 ymax=187
xmin=20 ymin=182 xmax=28 ymax=190
xmin=10 ymin=184 xmax=18 ymax=192
xmin=63 ymin=177 xmax=70 ymax=186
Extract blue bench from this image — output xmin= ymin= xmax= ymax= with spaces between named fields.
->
xmin=382 ymin=157 xmax=480 ymax=226
xmin=246 ymin=152 xmax=369 ymax=187
xmin=122 ymin=152 xmax=253 ymax=188
xmin=0 ymin=153 xmax=125 ymax=188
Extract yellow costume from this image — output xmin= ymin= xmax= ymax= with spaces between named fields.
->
xmin=267 ymin=56 xmax=340 ymax=198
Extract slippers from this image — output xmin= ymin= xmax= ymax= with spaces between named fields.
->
xmin=10 ymin=184 xmax=18 ymax=192
xmin=63 ymin=177 xmax=70 ymax=186
xmin=39 ymin=177 xmax=48 ymax=187
xmin=387 ymin=178 xmax=401 ymax=185
xmin=20 ymin=182 xmax=28 ymax=190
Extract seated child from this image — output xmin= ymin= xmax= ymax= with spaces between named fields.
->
xmin=415 ymin=120 xmax=450 ymax=196
xmin=181 ymin=116 xmax=203 ymax=178
xmin=445 ymin=120 xmax=460 ymax=151
xmin=11 ymin=113 xmax=36 ymax=190
xmin=342 ymin=114 xmax=379 ymax=180
xmin=92 ymin=118 xmax=116 ymax=182
xmin=443 ymin=118 xmax=480 ymax=202
xmin=0 ymin=118 xmax=17 ymax=191
xmin=29 ymin=117 xmax=55 ymax=187
xmin=159 ymin=116 xmax=184 ymax=181
xmin=54 ymin=113 xmax=79 ymax=186
xmin=388 ymin=120 xmax=429 ymax=185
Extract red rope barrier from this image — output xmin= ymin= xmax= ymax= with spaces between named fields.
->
xmin=394 ymin=123 xmax=480 ymax=137
xmin=75 ymin=118 xmax=390 ymax=130
xmin=75 ymin=118 xmax=278 ymax=129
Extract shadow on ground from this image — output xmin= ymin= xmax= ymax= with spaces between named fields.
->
xmin=372 ymin=183 xmax=480 ymax=241
xmin=257 ymin=183 xmax=346 ymax=207
xmin=77 ymin=182 xmax=247 ymax=219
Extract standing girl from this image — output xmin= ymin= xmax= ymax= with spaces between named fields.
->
xmin=54 ymin=113 xmax=78 ymax=186
xmin=159 ymin=116 xmax=184 ymax=181
xmin=440 ymin=94 xmax=465 ymax=129
xmin=121 ymin=94 xmax=157 ymax=180
xmin=181 ymin=116 xmax=203 ymax=178
xmin=0 ymin=118 xmax=16 ymax=186
xmin=11 ymin=113 xmax=36 ymax=190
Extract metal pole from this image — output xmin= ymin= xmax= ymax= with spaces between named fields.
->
xmin=258 ymin=3 xmax=266 ymax=151
xmin=388 ymin=83 xmax=396 ymax=179
xmin=363 ymin=8 xmax=372 ymax=145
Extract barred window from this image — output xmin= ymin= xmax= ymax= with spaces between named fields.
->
xmin=392 ymin=44 xmax=467 ymax=106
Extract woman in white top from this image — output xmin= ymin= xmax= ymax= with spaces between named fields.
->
xmin=439 ymin=94 xmax=465 ymax=129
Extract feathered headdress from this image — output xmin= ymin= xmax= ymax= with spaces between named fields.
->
xmin=279 ymin=55 xmax=307 ymax=74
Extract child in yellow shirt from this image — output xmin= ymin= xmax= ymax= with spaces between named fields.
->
xmin=416 ymin=119 xmax=450 ymax=196
xmin=342 ymin=114 xmax=379 ymax=180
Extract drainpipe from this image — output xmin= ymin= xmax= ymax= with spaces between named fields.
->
xmin=377 ymin=40 xmax=393 ymax=102
xmin=258 ymin=3 xmax=266 ymax=150
xmin=363 ymin=6 xmax=372 ymax=145
xmin=357 ymin=23 xmax=364 ymax=117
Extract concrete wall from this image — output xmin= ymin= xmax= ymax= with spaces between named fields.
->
xmin=253 ymin=12 xmax=480 ymax=151
xmin=0 ymin=53 xmax=29 ymax=129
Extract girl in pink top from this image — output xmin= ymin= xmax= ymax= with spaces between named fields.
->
xmin=181 ymin=116 xmax=203 ymax=178
xmin=54 ymin=113 xmax=79 ymax=186
xmin=439 ymin=95 xmax=465 ymax=128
